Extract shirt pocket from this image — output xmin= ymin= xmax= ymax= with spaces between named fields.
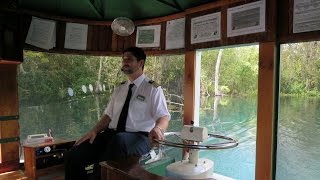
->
xmin=130 ymin=98 xmax=148 ymax=121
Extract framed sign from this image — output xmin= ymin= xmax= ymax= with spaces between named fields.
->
xmin=191 ymin=12 xmax=221 ymax=44
xmin=64 ymin=23 xmax=88 ymax=50
xmin=227 ymin=0 xmax=265 ymax=37
xmin=136 ymin=25 xmax=161 ymax=47
xmin=25 ymin=16 xmax=56 ymax=50
xmin=166 ymin=17 xmax=185 ymax=49
xmin=293 ymin=0 xmax=320 ymax=33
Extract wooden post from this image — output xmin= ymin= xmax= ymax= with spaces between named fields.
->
xmin=0 ymin=64 xmax=20 ymax=173
xmin=256 ymin=42 xmax=277 ymax=180
xmin=184 ymin=51 xmax=197 ymax=125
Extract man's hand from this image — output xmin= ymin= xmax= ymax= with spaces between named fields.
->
xmin=74 ymin=130 xmax=97 ymax=146
xmin=149 ymin=126 xmax=165 ymax=147
xmin=74 ymin=114 xmax=110 ymax=146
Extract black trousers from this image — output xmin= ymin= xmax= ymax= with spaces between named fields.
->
xmin=64 ymin=129 xmax=150 ymax=180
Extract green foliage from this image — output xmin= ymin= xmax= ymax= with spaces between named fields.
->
xmin=281 ymin=42 xmax=320 ymax=96
xmin=19 ymin=45 xmax=261 ymax=107
xmin=219 ymin=85 xmax=230 ymax=94
xmin=18 ymin=51 xmax=185 ymax=106
xmin=19 ymin=51 xmax=125 ymax=106
xmin=19 ymin=41 xmax=320 ymax=107
xmin=201 ymin=46 xmax=259 ymax=96
xmin=144 ymin=55 xmax=185 ymax=97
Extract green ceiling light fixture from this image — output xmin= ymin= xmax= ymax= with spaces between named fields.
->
xmin=111 ymin=17 xmax=135 ymax=36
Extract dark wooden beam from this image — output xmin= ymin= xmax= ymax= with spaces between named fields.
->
xmin=0 ymin=64 xmax=19 ymax=173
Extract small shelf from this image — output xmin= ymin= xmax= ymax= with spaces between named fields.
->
xmin=23 ymin=139 xmax=75 ymax=178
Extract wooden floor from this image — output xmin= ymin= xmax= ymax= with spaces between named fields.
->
xmin=0 ymin=165 xmax=64 ymax=180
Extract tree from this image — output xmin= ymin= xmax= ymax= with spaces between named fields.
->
xmin=201 ymin=46 xmax=258 ymax=97
xmin=95 ymin=56 xmax=104 ymax=93
xmin=214 ymin=49 xmax=223 ymax=96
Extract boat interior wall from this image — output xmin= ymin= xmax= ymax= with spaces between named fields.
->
xmin=0 ymin=0 xmax=279 ymax=58
xmin=1 ymin=0 xmax=318 ymax=58
xmin=0 ymin=7 xmax=23 ymax=62
xmin=278 ymin=0 xmax=320 ymax=43
xmin=0 ymin=64 xmax=20 ymax=173
xmin=1 ymin=0 xmax=320 ymax=179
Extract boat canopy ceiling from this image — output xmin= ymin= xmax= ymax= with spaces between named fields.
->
xmin=19 ymin=0 xmax=213 ymax=20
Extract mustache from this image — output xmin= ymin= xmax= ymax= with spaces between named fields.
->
xmin=121 ymin=65 xmax=129 ymax=71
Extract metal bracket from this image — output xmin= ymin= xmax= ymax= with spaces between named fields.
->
xmin=0 ymin=115 xmax=19 ymax=121
xmin=0 ymin=137 xmax=20 ymax=144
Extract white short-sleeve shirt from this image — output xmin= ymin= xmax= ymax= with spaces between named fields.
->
xmin=104 ymin=74 xmax=170 ymax=132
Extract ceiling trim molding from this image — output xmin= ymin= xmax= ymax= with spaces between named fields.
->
xmin=185 ymin=0 xmax=244 ymax=14
xmin=22 ymin=0 xmax=248 ymax=26
xmin=155 ymin=0 xmax=182 ymax=11
xmin=22 ymin=9 xmax=112 ymax=25
xmin=87 ymin=0 xmax=103 ymax=18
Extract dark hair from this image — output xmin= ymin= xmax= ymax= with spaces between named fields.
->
xmin=122 ymin=47 xmax=146 ymax=62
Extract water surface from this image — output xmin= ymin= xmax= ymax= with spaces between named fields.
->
xmin=19 ymin=96 xmax=320 ymax=180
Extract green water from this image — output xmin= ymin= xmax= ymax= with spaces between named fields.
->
xmin=276 ymin=97 xmax=320 ymax=180
xmin=19 ymin=95 xmax=320 ymax=180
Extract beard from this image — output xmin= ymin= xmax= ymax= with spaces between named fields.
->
xmin=121 ymin=66 xmax=134 ymax=74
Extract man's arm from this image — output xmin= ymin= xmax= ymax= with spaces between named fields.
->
xmin=92 ymin=114 xmax=111 ymax=134
xmin=149 ymin=115 xmax=170 ymax=145
xmin=74 ymin=114 xmax=111 ymax=146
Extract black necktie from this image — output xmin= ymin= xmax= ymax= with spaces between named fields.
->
xmin=117 ymin=83 xmax=134 ymax=132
